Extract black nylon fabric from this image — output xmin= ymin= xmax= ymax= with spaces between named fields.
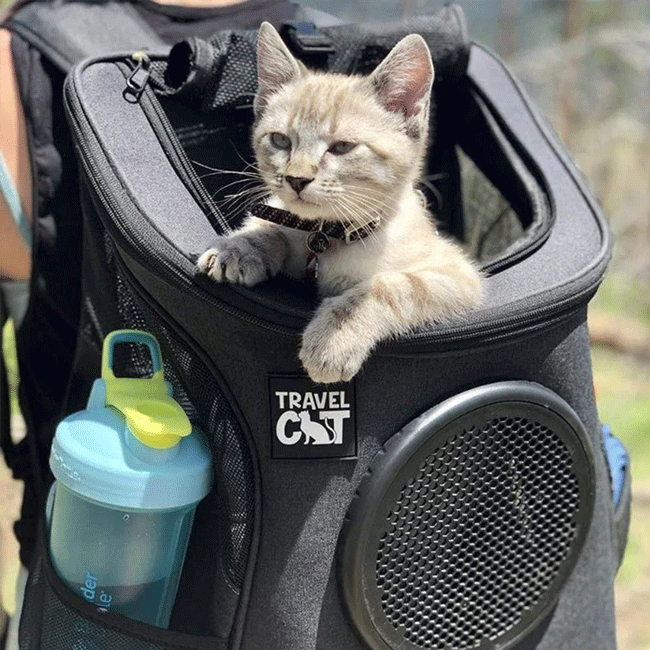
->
xmin=4 ymin=0 xmax=166 ymax=73
xmin=60 ymin=36 xmax=617 ymax=648
xmin=120 ymin=249 xmax=616 ymax=650
xmin=154 ymin=4 xmax=469 ymax=113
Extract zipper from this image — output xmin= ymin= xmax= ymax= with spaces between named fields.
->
xmin=64 ymin=56 xmax=606 ymax=354
xmin=64 ymin=61 xmax=298 ymax=339
xmin=121 ymin=54 xmax=230 ymax=234
xmin=397 ymin=285 xmax=595 ymax=348
xmin=123 ymin=51 xmax=151 ymax=103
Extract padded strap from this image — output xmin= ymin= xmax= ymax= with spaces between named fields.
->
xmin=3 ymin=0 xmax=167 ymax=73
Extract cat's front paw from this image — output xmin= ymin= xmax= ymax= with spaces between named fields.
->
xmin=299 ymin=296 xmax=373 ymax=383
xmin=197 ymin=236 xmax=277 ymax=287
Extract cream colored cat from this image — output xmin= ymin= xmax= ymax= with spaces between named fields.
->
xmin=197 ymin=22 xmax=483 ymax=383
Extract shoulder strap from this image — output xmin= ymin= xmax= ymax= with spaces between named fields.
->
xmin=3 ymin=0 xmax=167 ymax=73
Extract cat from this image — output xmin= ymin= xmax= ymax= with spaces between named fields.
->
xmin=197 ymin=21 xmax=483 ymax=384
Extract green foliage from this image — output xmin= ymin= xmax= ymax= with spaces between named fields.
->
xmin=593 ymin=346 xmax=650 ymax=484
xmin=592 ymin=344 xmax=650 ymax=603
xmin=593 ymin=273 xmax=650 ymax=328
xmin=2 ymin=320 xmax=19 ymax=414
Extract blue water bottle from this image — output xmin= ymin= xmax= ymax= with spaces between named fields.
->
xmin=48 ymin=330 xmax=212 ymax=627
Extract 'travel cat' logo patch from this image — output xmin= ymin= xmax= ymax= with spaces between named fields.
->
xmin=269 ymin=376 xmax=356 ymax=459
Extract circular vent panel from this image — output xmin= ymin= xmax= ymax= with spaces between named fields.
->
xmin=339 ymin=382 xmax=595 ymax=650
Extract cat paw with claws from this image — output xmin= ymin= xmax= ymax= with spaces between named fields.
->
xmin=197 ymin=234 xmax=283 ymax=287
xmin=299 ymin=295 xmax=373 ymax=383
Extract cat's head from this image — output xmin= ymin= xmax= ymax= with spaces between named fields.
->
xmin=252 ymin=22 xmax=434 ymax=225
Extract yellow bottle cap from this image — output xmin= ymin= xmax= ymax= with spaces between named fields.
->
xmin=102 ymin=330 xmax=192 ymax=450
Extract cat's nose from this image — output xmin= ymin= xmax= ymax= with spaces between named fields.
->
xmin=285 ymin=175 xmax=314 ymax=195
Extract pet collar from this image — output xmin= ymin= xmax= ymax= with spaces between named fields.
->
xmin=250 ymin=203 xmax=380 ymax=285
xmin=249 ymin=203 xmax=379 ymax=249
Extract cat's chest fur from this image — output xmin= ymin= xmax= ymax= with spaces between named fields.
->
xmin=272 ymin=191 xmax=435 ymax=297
xmin=281 ymin=226 xmax=385 ymax=295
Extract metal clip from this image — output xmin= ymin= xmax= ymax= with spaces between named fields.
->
xmin=307 ymin=230 xmax=330 ymax=254
xmin=123 ymin=51 xmax=151 ymax=103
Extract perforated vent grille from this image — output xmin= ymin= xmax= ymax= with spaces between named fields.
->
xmin=375 ymin=416 xmax=580 ymax=649
xmin=340 ymin=387 xmax=594 ymax=650
xmin=376 ymin=417 xmax=579 ymax=650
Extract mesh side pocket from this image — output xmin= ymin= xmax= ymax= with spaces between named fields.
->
xmin=73 ymin=196 xmax=256 ymax=634
xmin=112 ymin=266 xmax=255 ymax=590
xmin=19 ymin=529 xmax=227 ymax=650
xmin=84 ymin=228 xmax=256 ymax=592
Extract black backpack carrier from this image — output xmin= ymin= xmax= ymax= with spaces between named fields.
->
xmin=7 ymin=4 xmax=630 ymax=650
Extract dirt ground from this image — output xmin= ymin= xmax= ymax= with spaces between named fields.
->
xmin=615 ymin=494 xmax=650 ymax=650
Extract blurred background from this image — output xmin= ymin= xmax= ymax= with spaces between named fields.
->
xmin=2 ymin=0 xmax=649 ymax=647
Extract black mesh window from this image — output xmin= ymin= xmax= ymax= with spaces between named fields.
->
xmin=376 ymin=416 xmax=580 ymax=649
xmin=340 ymin=384 xmax=595 ymax=650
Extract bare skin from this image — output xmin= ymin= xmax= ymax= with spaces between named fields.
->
xmin=0 ymin=28 xmax=32 ymax=280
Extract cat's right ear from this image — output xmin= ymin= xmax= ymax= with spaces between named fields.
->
xmin=255 ymin=22 xmax=303 ymax=116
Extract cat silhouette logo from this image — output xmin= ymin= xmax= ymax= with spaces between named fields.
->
xmin=269 ymin=376 xmax=356 ymax=459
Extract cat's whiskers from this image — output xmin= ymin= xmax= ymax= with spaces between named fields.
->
xmin=210 ymin=177 xmax=263 ymax=199
xmin=218 ymin=185 xmax=271 ymax=223
xmin=221 ymin=186 xmax=268 ymax=206
xmin=341 ymin=189 xmax=402 ymax=233
xmin=199 ymin=169 xmax=262 ymax=181
xmin=193 ymin=160 xmax=263 ymax=180
xmin=340 ymin=186 xmax=399 ymax=216
xmin=333 ymin=194 xmax=383 ymax=226
xmin=193 ymin=160 xmax=270 ymax=225
xmin=343 ymin=188 xmax=396 ymax=225
xmin=329 ymin=192 xmax=387 ymax=248
xmin=336 ymin=186 xmax=395 ymax=222
xmin=324 ymin=198 xmax=378 ymax=250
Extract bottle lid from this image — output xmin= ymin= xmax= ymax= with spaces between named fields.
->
xmin=102 ymin=330 xmax=192 ymax=450
xmin=49 ymin=331 xmax=212 ymax=510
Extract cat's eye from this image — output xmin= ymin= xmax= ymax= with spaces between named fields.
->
xmin=329 ymin=141 xmax=357 ymax=155
xmin=270 ymin=132 xmax=291 ymax=150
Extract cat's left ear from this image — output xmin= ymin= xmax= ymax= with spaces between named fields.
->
xmin=369 ymin=34 xmax=434 ymax=125
xmin=255 ymin=22 xmax=304 ymax=116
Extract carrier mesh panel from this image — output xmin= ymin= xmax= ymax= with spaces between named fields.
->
xmin=80 ymin=229 xmax=255 ymax=592
xmin=151 ymin=8 xmax=469 ymax=110
xmin=374 ymin=415 xmax=581 ymax=649
xmin=459 ymin=148 xmax=523 ymax=262
xmin=20 ymin=546 xmax=227 ymax=650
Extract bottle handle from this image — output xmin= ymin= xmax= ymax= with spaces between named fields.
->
xmin=102 ymin=330 xmax=165 ymax=385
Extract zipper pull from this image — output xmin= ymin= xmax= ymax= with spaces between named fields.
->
xmin=123 ymin=51 xmax=151 ymax=103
